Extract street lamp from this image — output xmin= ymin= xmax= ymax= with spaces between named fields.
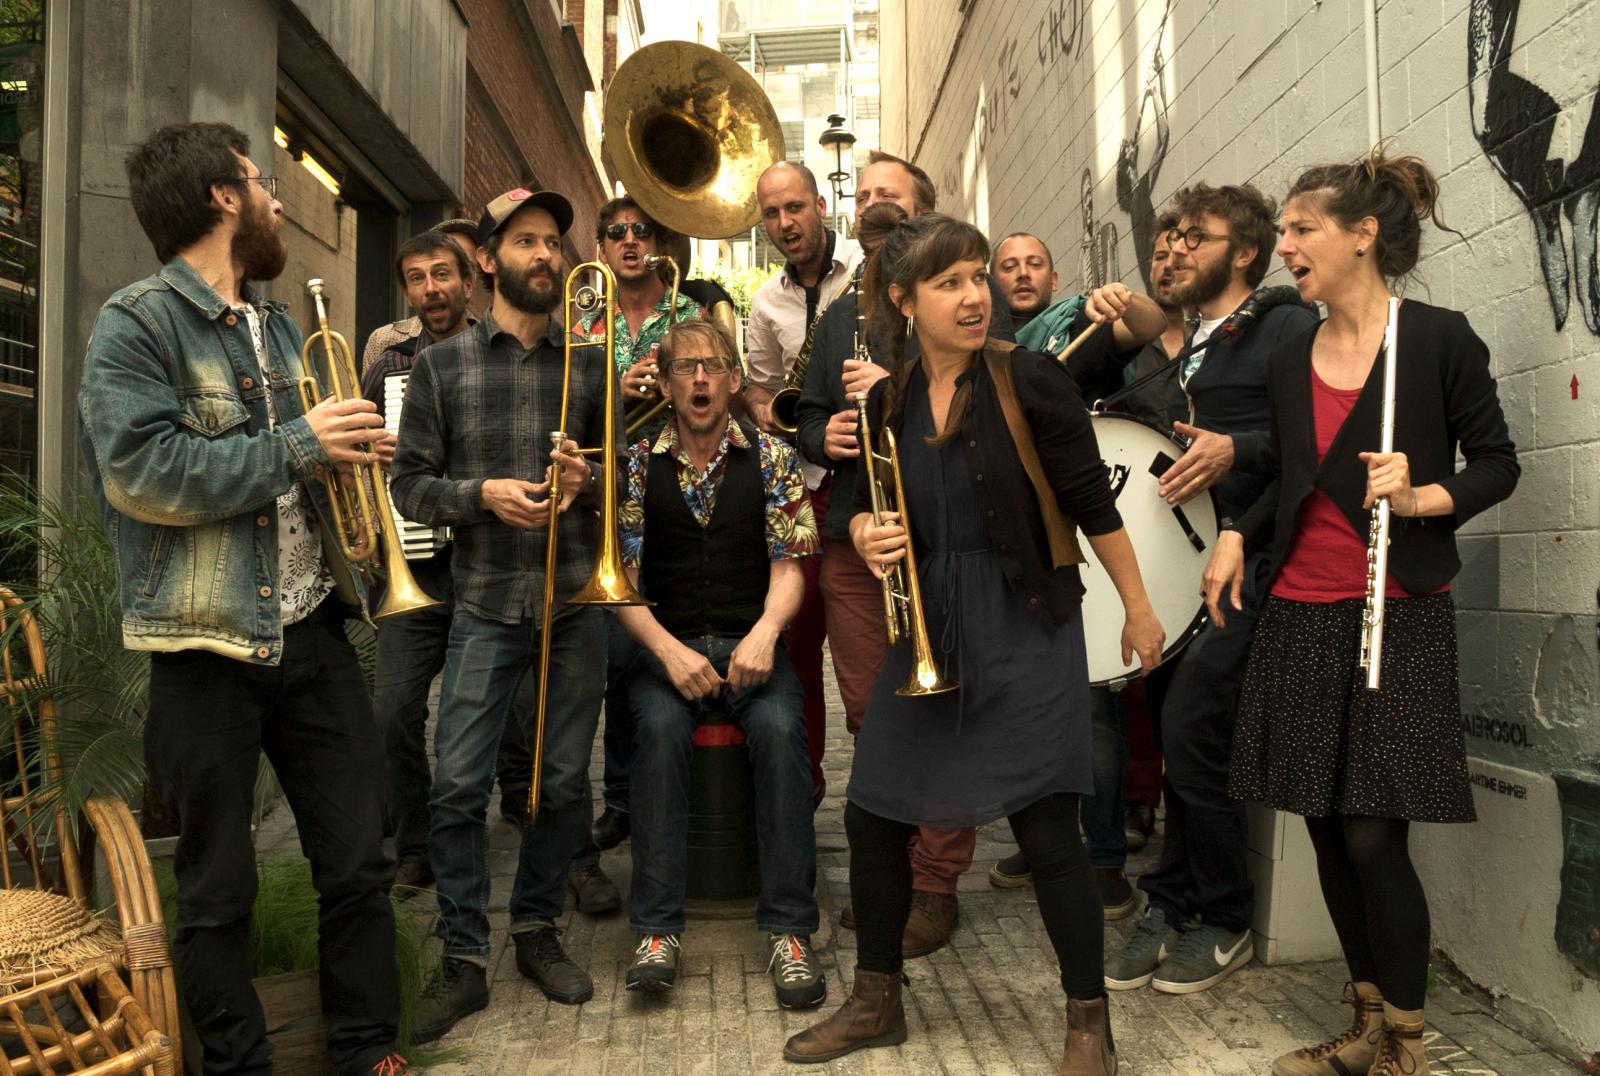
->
xmin=819 ymin=113 xmax=856 ymax=206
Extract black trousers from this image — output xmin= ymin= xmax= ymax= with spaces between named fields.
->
xmin=846 ymin=795 xmax=1105 ymax=1000
xmin=1136 ymin=554 xmax=1266 ymax=934
xmin=146 ymin=602 xmax=399 ymax=1075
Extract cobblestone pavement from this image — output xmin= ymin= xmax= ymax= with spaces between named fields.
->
xmin=262 ymin=667 xmax=1579 ymax=1074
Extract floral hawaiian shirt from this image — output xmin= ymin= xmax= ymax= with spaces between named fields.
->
xmin=574 ymin=289 xmax=705 ymax=374
xmin=619 ymin=415 xmax=818 ymax=568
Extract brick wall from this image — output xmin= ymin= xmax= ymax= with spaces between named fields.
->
xmin=456 ymin=0 xmax=607 ymax=262
xmin=881 ymin=0 xmax=1599 ymax=1054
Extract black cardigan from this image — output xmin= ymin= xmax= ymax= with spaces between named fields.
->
xmin=1231 ymin=300 xmax=1520 ymax=594
xmin=853 ymin=345 xmax=1123 ymax=629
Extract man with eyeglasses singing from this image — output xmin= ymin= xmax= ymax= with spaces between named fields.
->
xmin=611 ymin=319 xmax=825 ymax=1009
xmin=1104 ymin=184 xmax=1317 ymax=999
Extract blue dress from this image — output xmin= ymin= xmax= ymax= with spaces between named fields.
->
xmin=846 ymin=384 xmax=1094 ymax=829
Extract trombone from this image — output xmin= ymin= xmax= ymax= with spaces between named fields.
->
xmin=295 ymin=279 xmax=441 ymax=620
xmin=528 ymin=260 xmax=651 ymax=823
xmin=854 ymin=393 xmax=957 ymax=697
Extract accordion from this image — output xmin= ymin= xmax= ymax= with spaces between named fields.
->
xmin=384 ymin=373 xmax=451 ymax=560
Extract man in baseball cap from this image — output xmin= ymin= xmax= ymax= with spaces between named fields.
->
xmin=477 ymin=187 xmax=574 ymax=245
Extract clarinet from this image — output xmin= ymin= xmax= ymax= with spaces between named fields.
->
xmin=1358 ymin=296 xmax=1400 ymax=692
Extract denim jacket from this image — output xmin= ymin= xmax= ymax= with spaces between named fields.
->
xmin=77 ymin=258 xmax=363 ymax=664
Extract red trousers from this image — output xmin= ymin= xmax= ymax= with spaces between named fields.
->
xmin=1121 ymin=678 xmax=1164 ymax=808
xmin=820 ymin=532 xmax=975 ymax=893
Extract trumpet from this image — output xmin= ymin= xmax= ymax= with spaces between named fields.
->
xmin=855 ymin=394 xmax=956 ymax=697
xmin=295 ymin=279 xmax=441 ymax=620
xmin=528 ymin=261 xmax=652 ymax=823
xmin=621 ymin=253 xmax=682 ymax=438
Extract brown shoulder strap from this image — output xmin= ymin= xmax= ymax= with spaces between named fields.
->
xmin=982 ymin=342 xmax=1085 ymax=568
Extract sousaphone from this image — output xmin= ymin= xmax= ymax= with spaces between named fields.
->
xmin=605 ymin=41 xmax=787 ymax=240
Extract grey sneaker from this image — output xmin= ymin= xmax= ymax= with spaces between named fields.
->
xmin=1104 ymin=905 xmax=1179 ymax=990
xmin=625 ymin=933 xmax=681 ymax=993
xmin=1151 ymin=922 xmax=1253 ymax=994
xmin=767 ymin=933 xmax=826 ymax=1009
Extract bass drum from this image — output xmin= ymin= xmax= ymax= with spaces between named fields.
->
xmin=1076 ymin=413 xmax=1219 ymax=686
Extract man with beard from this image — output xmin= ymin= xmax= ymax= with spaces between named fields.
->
xmin=612 ymin=319 xmax=825 ymax=1008
xmin=1105 ymin=183 xmax=1317 ymax=997
xmin=791 ymin=150 xmax=1021 ymax=959
xmin=79 ymin=122 xmax=407 ymax=1075
xmin=356 ymin=229 xmax=479 ymax=898
xmin=744 ymin=161 xmax=861 ymax=803
xmin=360 ymin=218 xmax=482 ymax=371
xmin=391 ymin=188 xmax=618 ymax=1038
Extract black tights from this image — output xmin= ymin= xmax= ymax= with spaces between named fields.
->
xmin=846 ymin=795 xmax=1105 ymax=1000
xmin=1304 ymin=814 xmax=1430 ymax=1010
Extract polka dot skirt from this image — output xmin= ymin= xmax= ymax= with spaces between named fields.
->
xmin=1229 ymin=592 xmax=1475 ymax=824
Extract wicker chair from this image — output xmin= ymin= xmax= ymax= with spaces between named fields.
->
xmin=0 ymin=586 xmax=179 ymax=1075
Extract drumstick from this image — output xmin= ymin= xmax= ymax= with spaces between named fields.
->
xmin=1055 ymin=319 xmax=1107 ymax=365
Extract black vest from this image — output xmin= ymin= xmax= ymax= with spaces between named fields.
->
xmin=640 ymin=426 xmax=770 ymax=637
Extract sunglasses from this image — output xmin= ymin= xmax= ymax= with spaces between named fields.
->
xmin=1165 ymin=226 xmax=1230 ymax=251
xmin=604 ymin=221 xmax=656 ymax=242
xmin=664 ymin=355 xmax=734 ymax=376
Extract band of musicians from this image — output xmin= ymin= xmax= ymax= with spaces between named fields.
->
xmin=73 ymin=37 xmax=1522 ymax=1076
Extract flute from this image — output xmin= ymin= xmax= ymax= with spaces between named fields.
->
xmin=1358 ymin=296 xmax=1399 ymax=692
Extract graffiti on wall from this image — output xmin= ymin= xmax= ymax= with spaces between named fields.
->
xmin=1468 ymin=0 xmax=1600 ymax=334
xmin=1116 ymin=1 xmax=1172 ymax=295
xmin=1079 ymin=168 xmax=1120 ymax=289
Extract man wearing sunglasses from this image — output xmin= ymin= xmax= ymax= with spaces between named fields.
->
xmin=609 ymin=319 xmax=825 ymax=1009
xmin=1106 ymin=183 xmax=1317 ymax=999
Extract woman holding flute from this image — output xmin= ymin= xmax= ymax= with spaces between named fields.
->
xmin=1205 ymin=150 xmax=1520 ymax=1076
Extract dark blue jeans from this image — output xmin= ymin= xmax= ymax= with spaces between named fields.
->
xmin=1081 ymin=687 xmax=1129 ymax=869
xmin=627 ymin=634 xmax=818 ymax=937
xmin=571 ymin=623 xmax=643 ymax=871
xmin=429 ymin=607 xmax=607 ymax=960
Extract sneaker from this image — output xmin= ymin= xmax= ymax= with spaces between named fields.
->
xmin=567 ymin=863 xmax=621 ymax=915
xmin=988 ymin=850 xmax=1032 ymax=889
xmin=1150 ymin=922 xmax=1253 ymax=994
xmin=1124 ymin=804 xmax=1155 ymax=853
xmin=591 ymin=805 xmax=630 ymax=850
xmin=391 ymin=858 xmax=434 ymax=899
xmin=767 ymin=933 xmax=827 ymax=1009
xmin=513 ymin=923 xmax=594 ymax=1004
xmin=411 ymin=958 xmax=488 ymax=1043
xmin=1104 ymin=905 xmax=1179 ymax=990
xmin=625 ymin=934 xmax=681 ymax=994
xmin=1096 ymin=868 xmax=1138 ymax=920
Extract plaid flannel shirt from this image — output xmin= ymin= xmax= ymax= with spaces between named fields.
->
xmin=390 ymin=310 xmax=623 ymax=625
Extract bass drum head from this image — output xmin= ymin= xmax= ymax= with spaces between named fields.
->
xmin=1076 ymin=413 xmax=1220 ymax=686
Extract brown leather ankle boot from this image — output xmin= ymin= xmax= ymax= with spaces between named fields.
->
xmin=782 ymin=967 xmax=908 ymax=1064
xmin=1060 ymin=995 xmax=1117 ymax=1075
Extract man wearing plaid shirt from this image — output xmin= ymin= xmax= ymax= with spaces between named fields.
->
xmin=392 ymin=188 xmax=621 ymax=1040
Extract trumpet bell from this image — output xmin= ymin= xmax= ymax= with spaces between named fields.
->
xmin=605 ymin=41 xmax=786 ymax=239
xmin=898 ymin=661 xmax=958 ymax=698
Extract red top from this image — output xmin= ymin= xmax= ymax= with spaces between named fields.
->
xmin=1272 ymin=364 xmax=1428 ymax=602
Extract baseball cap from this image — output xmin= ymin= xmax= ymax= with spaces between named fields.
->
xmin=478 ymin=188 xmax=574 ymax=245
xmin=432 ymin=217 xmax=480 ymax=241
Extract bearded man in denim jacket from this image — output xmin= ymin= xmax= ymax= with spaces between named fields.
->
xmin=77 ymin=122 xmax=408 ymax=1076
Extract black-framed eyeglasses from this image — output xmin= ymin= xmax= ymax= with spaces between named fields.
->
xmin=604 ymin=221 xmax=656 ymax=242
xmin=1166 ymin=226 xmax=1229 ymax=250
xmin=236 ymin=174 xmax=278 ymax=199
xmin=664 ymin=355 xmax=734 ymax=376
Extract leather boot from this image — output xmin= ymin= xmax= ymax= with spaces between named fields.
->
xmin=1271 ymin=982 xmax=1385 ymax=1075
xmin=1369 ymin=1003 xmax=1429 ymax=1075
xmin=903 ymin=890 xmax=958 ymax=957
xmin=782 ymin=967 xmax=908 ymax=1064
xmin=1059 ymin=995 xmax=1117 ymax=1075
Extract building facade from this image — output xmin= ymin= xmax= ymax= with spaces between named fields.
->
xmin=879 ymin=0 xmax=1599 ymax=1057
xmin=32 ymin=0 xmax=632 ymax=513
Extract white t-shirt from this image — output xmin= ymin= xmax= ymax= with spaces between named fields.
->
xmin=1180 ymin=314 xmax=1227 ymax=388
xmin=240 ymin=307 xmax=333 ymax=625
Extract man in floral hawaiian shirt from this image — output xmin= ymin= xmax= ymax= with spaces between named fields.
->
xmin=610 ymin=318 xmax=825 ymax=1010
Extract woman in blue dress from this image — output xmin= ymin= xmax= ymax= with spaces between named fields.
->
xmin=784 ymin=214 xmax=1165 ymax=1076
